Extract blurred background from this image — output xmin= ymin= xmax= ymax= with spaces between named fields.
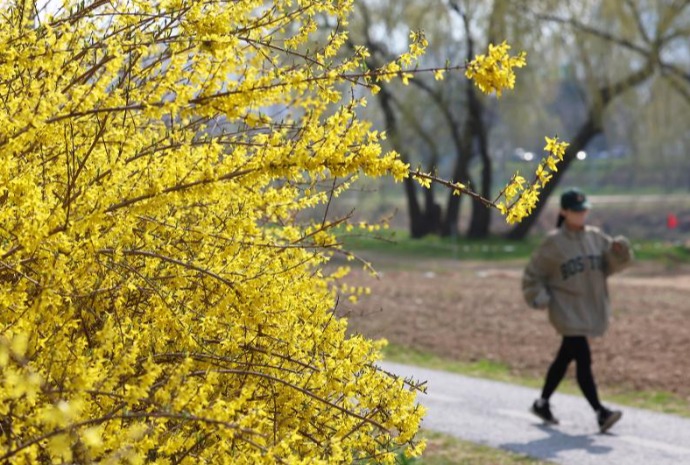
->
xmin=315 ymin=0 xmax=690 ymax=243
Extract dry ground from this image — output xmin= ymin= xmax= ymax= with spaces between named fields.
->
xmin=337 ymin=255 xmax=690 ymax=401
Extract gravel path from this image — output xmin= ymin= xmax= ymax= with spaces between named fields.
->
xmin=381 ymin=361 xmax=690 ymax=465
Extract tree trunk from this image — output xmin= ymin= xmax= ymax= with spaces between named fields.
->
xmin=441 ymin=21 xmax=476 ymax=238
xmin=441 ymin=159 xmax=470 ymax=237
xmin=466 ymin=73 xmax=492 ymax=239
xmin=468 ymin=159 xmax=492 ymax=238
xmin=424 ymin=185 xmax=442 ymax=235
xmin=353 ymin=20 xmax=440 ymax=239
xmin=468 ymin=199 xmax=491 ymax=238
xmin=372 ymin=83 xmax=434 ymax=238
xmin=403 ymin=177 xmax=427 ymax=238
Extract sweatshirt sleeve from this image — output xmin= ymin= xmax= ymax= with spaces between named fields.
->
xmin=522 ymin=238 xmax=556 ymax=309
xmin=604 ymin=234 xmax=634 ymax=276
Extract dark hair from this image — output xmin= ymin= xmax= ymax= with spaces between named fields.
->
xmin=557 ymin=213 xmax=565 ymax=228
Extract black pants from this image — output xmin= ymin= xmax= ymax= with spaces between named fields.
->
xmin=541 ymin=336 xmax=602 ymax=411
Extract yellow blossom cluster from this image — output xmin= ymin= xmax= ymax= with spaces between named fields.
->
xmin=465 ymin=41 xmax=527 ymax=97
xmin=410 ymin=136 xmax=568 ymax=225
xmin=363 ymin=30 xmax=428 ymax=92
xmin=0 ymin=1 xmax=425 ymax=463
xmin=497 ymin=137 xmax=570 ymax=224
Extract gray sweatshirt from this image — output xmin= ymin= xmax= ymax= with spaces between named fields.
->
xmin=522 ymin=225 xmax=633 ymax=337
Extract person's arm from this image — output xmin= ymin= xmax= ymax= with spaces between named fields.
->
xmin=604 ymin=234 xmax=634 ymax=276
xmin=522 ymin=239 xmax=555 ymax=309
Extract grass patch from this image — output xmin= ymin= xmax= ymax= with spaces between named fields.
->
xmin=608 ymin=389 xmax=690 ymax=417
xmin=339 ymin=229 xmax=539 ymax=261
xmin=632 ymin=241 xmax=690 ymax=264
xmin=400 ymin=430 xmax=554 ymax=465
xmin=382 ymin=343 xmax=690 ymax=418
xmin=383 ymin=344 xmax=527 ymax=385
xmin=338 ymin=229 xmax=690 ymax=265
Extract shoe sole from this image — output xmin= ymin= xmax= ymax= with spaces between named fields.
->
xmin=530 ymin=407 xmax=559 ymax=425
xmin=599 ymin=411 xmax=622 ymax=433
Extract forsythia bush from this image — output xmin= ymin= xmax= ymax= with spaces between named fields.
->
xmin=0 ymin=0 xmax=560 ymax=463
xmin=0 ymin=0 xmax=423 ymax=463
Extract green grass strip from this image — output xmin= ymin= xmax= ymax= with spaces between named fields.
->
xmin=338 ymin=229 xmax=690 ymax=264
xmin=400 ymin=430 xmax=555 ymax=465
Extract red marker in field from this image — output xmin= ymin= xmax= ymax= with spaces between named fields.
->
xmin=667 ymin=213 xmax=678 ymax=230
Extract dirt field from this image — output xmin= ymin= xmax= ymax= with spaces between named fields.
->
xmin=337 ymin=254 xmax=690 ymax=401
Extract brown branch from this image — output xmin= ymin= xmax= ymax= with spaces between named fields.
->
xmin=409 ymin=170 xmax=495 ymax=209
xmin=188 ymin=368 xmax=389 ymax=433
xmin=97 ymin=248 xmax=236 ymax=288
xmin=104 ymin=168 xmax=254 ymax=213
xmin=148 ymin=350 xmax=318 ymax=374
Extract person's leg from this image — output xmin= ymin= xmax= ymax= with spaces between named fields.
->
xmin=570 ymin=336 xmax=603 ymax=411
xmin=540 ymin=336 xmax=576 ymax=400
xmin=568 ymin=337 xmax=623 ymax=431
xmin=531 ymin=337 xmax=577 ymax=424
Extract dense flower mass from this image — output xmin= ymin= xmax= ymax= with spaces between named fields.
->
xmin=465 ymin=41 xmax=527 ymax=97
xmin=0 ymin=1 xmax=423 ymax=463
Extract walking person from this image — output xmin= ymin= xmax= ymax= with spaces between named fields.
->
xmin=522 ymin=188 xmax=633 ymax=433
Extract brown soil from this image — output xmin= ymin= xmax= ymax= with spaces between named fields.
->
xmin=338 ymin=255 xmax=690 ymax=401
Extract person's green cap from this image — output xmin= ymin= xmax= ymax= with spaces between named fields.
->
xmin=560 ymin=188 xmax=591 ymax=211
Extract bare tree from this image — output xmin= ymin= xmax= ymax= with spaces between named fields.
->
xmin=350 ymin=0 xmax=504 ymax=238
xmin=503 ymin=0 xmax=689 ymax=238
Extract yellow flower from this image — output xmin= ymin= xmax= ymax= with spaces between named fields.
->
xmin=546 ymin=156 xmax=559 ymax=172
xmin=401 ymin=72 xmax=414 ymax=85
xmin=536 ymin=164 xmax=552 ymax=185
xmin=47 ymin=434 xmax=73 ymax=462
xmin=414 ymin=174 xmax=432 ymax=189
xmin=544 ymin=136 xmax=569 ymax=160
xmin=465 ymin=42 xmax=526 ymax=97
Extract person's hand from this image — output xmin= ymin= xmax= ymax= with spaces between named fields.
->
xmin=611 ymin=240 xmax=626 ymax=255
xmin=533 ymin=288 xmax=550 ymax=309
